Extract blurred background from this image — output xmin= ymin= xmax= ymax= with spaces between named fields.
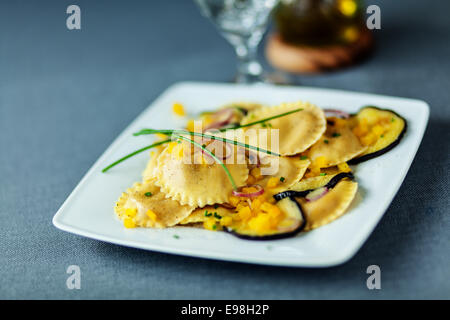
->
xmin=0 ymin=0 xmax=449 ymax=299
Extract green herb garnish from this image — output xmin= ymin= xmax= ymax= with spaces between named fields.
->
xmin=232 ymin=106 xmax=248 ymax=115
xmin=220 ymin=108 xmax=303 ymax=131
xmin=212 ymin=224 xmax=217 ymax=230
xmin=280 ymin=177 xmax=285 ymax=182
xmin=134 ymin=129 xmax=280 ymax=157
xmin=103 ymin=108 xmax=301 ymax=173
xmin=144 ymin=192 xmax=152 ymax=197
xmin=173 ymin=235 xmax=180 ymax=239
xmin=319 ymin=173 xmax=327 ymax=176
xmin=391 ymin=118 xmax=395 ymax=122
xmin=213 ymin=212 xmax=222 ymax=219
xmin=214 ymin=204 xmax=219 ymax=209
xmin=300 ymin=156 xmax=308 ymax=160
xmin=332 ymin=132 xmax=341 ymax=137
xmin=102 ymin=139 xmax=171 ymax=173
xmin=324 ymin=139 xmax=329 ymax=144
xmin=204 ymin=210 xmax=213 ymax=217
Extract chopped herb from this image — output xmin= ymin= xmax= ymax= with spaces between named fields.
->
xmin=204 ymin=210 xmax=212 ymax=217
xmin=324 ymin=139 xmax=329 ymax=144
xmin=173 ymin=235 xmax=180 ymax=239
xmin=144 ymin=192 xmax=153 ymax=197
xmin=214 ymin=204 xmax=219 ymax=209
xmin=233 ymin=106 xmax=248 ymax=115
xmin=267 ymin=123 xmax=273 ymax=128
xmin=213 ymin=212 xmax=222 ymax=219
xmin=202 ymin=144 xmax=206 ymax=148
xmin=391 ymin=118 xmax=395 ymax=122
xmin=212 ymin=224 xmax=217 ymax=230
xmin=261 ymin=122 xmax=267 ymax=128
xmin=332 ymin=132 xmax=341 ymax=137
xmin=380 ymin=134 xmax=384 ymax=138
xmin=300 ymin=156 xmax=308 ymax=160
xmin=280 ymin=177 xmax=285 ymax=182
xmin=319 ymin=173 xmax=327 ymax=176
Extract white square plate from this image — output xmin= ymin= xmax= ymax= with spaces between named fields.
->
xmin=53 ymin=82 xmax=429 ymax=267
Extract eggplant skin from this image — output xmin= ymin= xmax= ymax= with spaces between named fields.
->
xmin=348 ymin=106 xmax=407 ymax=165
xmin=224 ymin=197 xmax=306 ymax=241
xmin=273 ymin=172 xmax=355 ymax=201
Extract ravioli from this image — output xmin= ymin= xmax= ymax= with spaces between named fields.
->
xmin=296 ymin=180 xmax=358 ymax=231
xmin=258 ymin=155 xmax=310 ymax=195
xmin=239 ymin=102 xmax=326 ymax=156
xmin=142 ymin=146 xmax=165 ymax=182
xmin=306 ymin=122 xmax=367 ymax=167
xmin=154 ymin=143 xmax=249 ymax=207
xmin=115 ymin=180 xmax=195 ymax=228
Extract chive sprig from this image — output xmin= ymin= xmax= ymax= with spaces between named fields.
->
xmin=102 ymin=107 xmax=303 ymax=173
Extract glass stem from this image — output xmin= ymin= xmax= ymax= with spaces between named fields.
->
xmin=234 ymin=39 xmax=263 ymax=84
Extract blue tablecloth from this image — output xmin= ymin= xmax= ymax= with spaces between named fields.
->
xmin=1 ymin=0 xmax=449 ymax=299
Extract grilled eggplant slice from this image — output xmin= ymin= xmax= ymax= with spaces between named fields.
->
xmin=225 ymin=197 xmax=306 ymax=240
xmin=348 ymin=106 xmax=407 ymax=164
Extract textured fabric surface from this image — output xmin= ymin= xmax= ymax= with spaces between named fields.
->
xmin=0 ymin=0 xmax=449 ymax=299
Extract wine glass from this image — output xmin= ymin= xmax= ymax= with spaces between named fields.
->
xmin=195 ymin=0 xmax=279 ymax=83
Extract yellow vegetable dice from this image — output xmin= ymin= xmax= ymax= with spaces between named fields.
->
xmin=172 ymin=102 xmax=185 ymax=116
xmin=123 ymin=218 xmax=136 ymax=228
xmin=238 ymin=206 xmax=252 ymax=221
xmin=146 ymin=209 xmax=158 ymax=222
xmin=337 ymin=162 xmax=351 ymax=173
xmin=220 ymin=216 xmax=233 ymax=227
xmin=203 ymin=218 xmax=219 ymax=231
xmin=372 ymin=124 xmax=385 ymax=136
xmin=266 ymin=177 xmax=279 ymax=188
xmin=125 ymin=208 xmax=137 ymax=218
